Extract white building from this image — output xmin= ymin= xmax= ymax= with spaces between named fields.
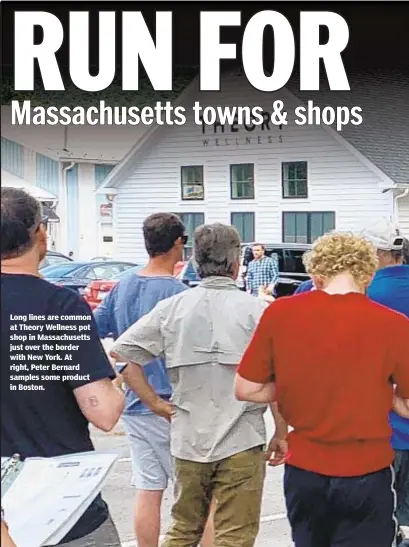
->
xmin=97 ymin=70 xmax=409 ymax=263
xmin=1 ymin=110 xmax=148 ymax=259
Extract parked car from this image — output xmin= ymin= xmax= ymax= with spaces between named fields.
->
xmin=85 ymin=261 xmax=184 ymax=310
xmin=84 ymin=265 xmax=143 ymax=310
xmin=179 ymin=243 xmax=311 ymax=297
xmin=41 ymin=261 xmax=137 ymax=295
xmin=39 ymin=251 xmax=73 ymax=270
xmin=178 ymin=259 xmax=201 ymax=288
xmin=173 ymin=261 xmax=186 ymax=278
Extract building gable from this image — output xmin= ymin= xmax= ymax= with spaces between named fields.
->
xmin=98 ymin=71 xmax=404 ymax=192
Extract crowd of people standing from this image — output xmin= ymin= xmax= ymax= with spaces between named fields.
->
xmin=1 ymin=186 xmax=408 ymax=547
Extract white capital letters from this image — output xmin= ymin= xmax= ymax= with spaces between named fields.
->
xmin=300 ymin=12 xmax=350 ymax=90
xmin=242 ymin=11 xmax=295 ymax=91
xmin=200 ymin=12 xmax=241 ymax=91
xmin=122 ymin=12 xmax=172 ymax=91
xmin=69 ymin=12 xmax=116 ymax=92
xmin=14 ymin=11 xmax=64 ymax=90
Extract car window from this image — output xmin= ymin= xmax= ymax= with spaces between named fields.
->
xmin=41 ymin=263 xmax=83 ymax=277
xmin=281 ymin=250 xmax=307 ymax=273
xmin=265 ymin=249 xmax=284 ymax=270
xmin=86 ymin=264 xmax=128 ymax=280
xmin=242 ymin=247 xmax=254 ymax=266
xmin=47 ymin=255 xmax=71 ymax=266
xmin=84 ymin=267 xmax=99 ymax=280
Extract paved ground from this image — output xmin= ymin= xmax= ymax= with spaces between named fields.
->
xmin=92 ymin=412 xmax=293 ymax=546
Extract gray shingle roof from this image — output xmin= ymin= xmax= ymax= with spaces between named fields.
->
xmin=288 ymin=69 xmax=409 ymax=185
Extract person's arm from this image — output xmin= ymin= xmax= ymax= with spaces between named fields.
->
xmin=246 ymin=263 xmax=254 ymax=294
xmin=118 ymin=363 xmax=173 ymax=421
xmin=235 ymin=306 xmax=276 ymax=402
xmin=93 ymin=286 xmax=116 ymax=340
xmin=393 ymin=394 xmax=409 ymax=418
xmin=265 ymin=402 xmax=289 ymax=466
xmin=110 ymin=301 xmax=173 ymax=420
xmin=234 ymin=376 xmax=275 ymax=403
xmin=1 ymin=519 xmax=17 ymax=547
xmin=391 ymin=318 xmax=409 ymax=419
xmin=270 ymin=402 xmax=288 ymax=439
xmin=60 ymin=296 xmax=124 ymax=432
xmin=294 ymin=279 xmax=314 ymax=295
xmin=266 ymin=255 xmax=279 ymax=293
xmin=74 ymin=379 xmax=125 ymax=432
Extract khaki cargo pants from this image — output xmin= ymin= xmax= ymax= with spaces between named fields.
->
xmin=163 ymin=446 xmax=266 ymax=547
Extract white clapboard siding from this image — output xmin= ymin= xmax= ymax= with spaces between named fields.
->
xmin=113 ymin=75 xmax=392 ymax=263
xmin=398 ymin=194 xmax=409 ymax=237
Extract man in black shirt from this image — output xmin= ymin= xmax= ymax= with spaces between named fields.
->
xmin=1 ymin=188 xmax=125 ymax=545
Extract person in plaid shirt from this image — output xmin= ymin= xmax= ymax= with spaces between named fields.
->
xmin=246 ymin=243 xmax=279 ymax=296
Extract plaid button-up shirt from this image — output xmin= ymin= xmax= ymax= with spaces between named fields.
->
xmin=246 ymin=255 xmax=279 ymax=296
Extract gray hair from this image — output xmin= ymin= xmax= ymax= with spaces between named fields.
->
xmin=193 ymin=223 xmax=241 ymax=278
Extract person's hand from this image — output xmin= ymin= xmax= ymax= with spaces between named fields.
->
xmin=265 ymin=436 xmax=288 ymax=466
xmin=150 ymin=398 xmax=175 ymax=422
xmin=258 ymin=286 xmax=275 ymax=302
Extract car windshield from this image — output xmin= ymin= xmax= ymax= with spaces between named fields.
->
xmin=41 ymin=263 xmax=84 ymax=277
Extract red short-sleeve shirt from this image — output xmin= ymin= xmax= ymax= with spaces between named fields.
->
xmin=237 ymin=291 xmax=409 ymax=477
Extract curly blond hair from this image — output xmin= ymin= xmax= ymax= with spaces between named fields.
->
xmin=303 ymin=232 xmax=379 ymax=288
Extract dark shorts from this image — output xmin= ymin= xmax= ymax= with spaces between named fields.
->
xmin=395 ymin=450 xmax=409 ymax=527
xmin=284 ymin=464 xmax=397 ymax=547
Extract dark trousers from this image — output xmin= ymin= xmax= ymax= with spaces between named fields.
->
xmin=284 ymin=464 xmax=397 ymax=547
xmin=395 ymin=450 xmax=409 ymax=527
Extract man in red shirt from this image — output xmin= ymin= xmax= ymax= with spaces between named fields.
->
xmin=235 ymin=232 xmax=409 ymax=547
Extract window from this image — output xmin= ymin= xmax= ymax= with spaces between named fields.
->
xmin=230 ymin=164 xmax=255 ymax=199
xmin=181 ymin=166 xmax=204 ymax=200
xmin=283 ymin=212 xmax=335 ymax=243
xmin=174 ymin=212 xmax=205 ymax=259
xmin=282 ymin=161 xmax=308 ymax=199
xmin=41 ymin=254 xmax=71 ymax=268
xmin=41 ymin=263 xmax=82 ymax=277
xmin=1 ymin=138 xmax=24 ymax=178
xmin=231 ymin=212 xmax=255 ymax=243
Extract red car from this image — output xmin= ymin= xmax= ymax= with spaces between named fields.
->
xmin=84 ymin=265 xmax=142 ymax=310
xmin=173 ymin=260 xmax=186 ymax=279
xmin=85 ymin=262 xmax=185 ymax=310
xmin=84 ymin=279 xmax=118 ymax=310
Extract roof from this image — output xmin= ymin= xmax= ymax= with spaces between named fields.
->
xmin=97 ymin=76 xmax=201 ymax=191
xmin=288 ymin=69 xmax=409 ymax=185
xmin=1 ymin=169 xmax=58 ymax=201
xmin=1 ymin=68 xmax=197 ymax=163
xmin=98 ymin=69 xmax=409 ymax=191
xmin=1 ymin=107 xmax=147 ymax=163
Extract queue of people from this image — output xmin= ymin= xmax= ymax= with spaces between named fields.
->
xmin=1 ymin=186 xmax=409 ymax=547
